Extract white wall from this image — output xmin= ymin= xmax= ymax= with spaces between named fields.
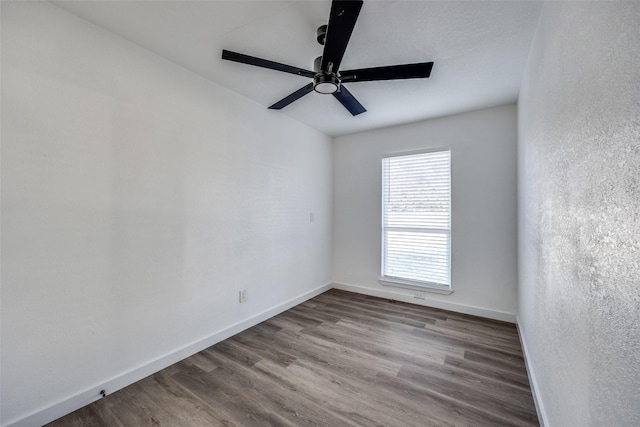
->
xmin=0 ymin=2 xmax=332 ymax=425
xmin=332 ymin=104 xmax=518 ymax=321
xmin=518 ymin=2 xmax=640 ymax=426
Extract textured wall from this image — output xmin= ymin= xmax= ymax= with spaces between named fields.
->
xmin=518 ymin=2 xmax=640 ymax=426
xmin=1 ymin=2 xmax=332 ymax=424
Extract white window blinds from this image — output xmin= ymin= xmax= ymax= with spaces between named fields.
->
xmin=382 ymin=149 xmax=451 ymax=289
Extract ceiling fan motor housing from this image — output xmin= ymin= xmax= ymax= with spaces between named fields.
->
xmin=313 ymin=56 xmax=340 ymax=94
xmin=314 ymin=73 xmax=340 ymax=94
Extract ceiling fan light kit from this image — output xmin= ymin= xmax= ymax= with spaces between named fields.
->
xmin=314 ymin=74 xmax=340 ymax=94
xmin=221 ymin=0 xmax=434 ymax=116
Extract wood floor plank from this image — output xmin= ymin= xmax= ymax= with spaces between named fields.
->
xmin=333 ymin=318 xmax=464 ymax=360
xmin=413 ymin=325 xmax=525 ymax=359
xmin=109 ymin=384 xmax=181 ymax=427
xmin=317 ymin=299 xmax=432 ymax=328
xmin=286 ymin=359 xmax=456 ymax=427
xmin=371 ymin=369 xmax=525 ymax=427
xmin=227 ymin=334 xmax=298 ymax=368
xmin=463 ymin=349 xmax=527 ymax=372
xmin=199 ymin=353 xmax=358 ymax=427
xmin=315 ymin=292 xmax=442 ymax=325
xmin=47 ymin=289 xmax=539 ymax=427
xmin=397 ymin=363 xmax=538 ymax=423
xmin=264 ymin=327 xmax=404 ymax=378
xmin=443 ymin=355 xmax=532 ymax=391
xmin=287 ymin=304 xmax=342 ymax=324
xmin=301 ymin=320 xmax=451 ymax=366
xmin=252 ymin=359 xmax=391 ymax=426
xmin=140 ymin=371 xmax=237 ymax=427
xmin=172 ymin=364 xmax=293 ymax=426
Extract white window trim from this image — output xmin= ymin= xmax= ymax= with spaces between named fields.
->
xmin=380 ymin=147 xmax=452 ymax=294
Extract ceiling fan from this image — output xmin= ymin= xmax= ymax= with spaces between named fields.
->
xmin=221 ymin=0 xmax=434 ymax=116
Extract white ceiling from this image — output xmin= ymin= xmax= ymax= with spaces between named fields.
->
xmin=52 ymin=0 xmax=543 ymax=137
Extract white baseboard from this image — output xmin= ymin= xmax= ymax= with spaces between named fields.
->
xmin=516 ymin=317 xmax=550 ymax=427
xmin=6 ymin=283 xmax=332 ymax=427
xmin=332 ymin=281 xmax=516 ymax=323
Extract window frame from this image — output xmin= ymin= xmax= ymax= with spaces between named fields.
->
xmin=379 ymin=147 xmax=453 ymax=295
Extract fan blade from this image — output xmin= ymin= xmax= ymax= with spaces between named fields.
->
xmin=333 ymin=85 xmax=366 ymax=116
xmin=222 ymin=50 xmax=315 ymax=78
xmin=320 ymin=0 xmax=363 ymax=73
xmin=269 ymin=83 xmax=315 ymax=110
xmin=341 ymin=62 xmax=434 ymax=83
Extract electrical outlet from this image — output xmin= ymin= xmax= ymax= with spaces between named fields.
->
xmin=413 ymin=291 xmax=426 ymax=300
xmin=239 ymin=289 xmax=247 ymax=303
xmin=310 ymin=212 xmax=315 ymax=223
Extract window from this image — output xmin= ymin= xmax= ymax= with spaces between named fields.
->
xmin=381 ymin=149 xmax=451 ymax=293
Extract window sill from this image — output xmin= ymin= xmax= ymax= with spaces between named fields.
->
xmin=379 ymin=277 xmax=453 ymax=295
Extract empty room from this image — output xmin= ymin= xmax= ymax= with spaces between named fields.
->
xmin=1 ymin=1 xmax=638 ymax=426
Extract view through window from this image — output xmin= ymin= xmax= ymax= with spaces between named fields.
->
xmin=381 ymin=149 xmax=451 ymax=291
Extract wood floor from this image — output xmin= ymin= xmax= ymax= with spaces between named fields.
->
xmin=47 ymin=289 xmax=539 ymax=427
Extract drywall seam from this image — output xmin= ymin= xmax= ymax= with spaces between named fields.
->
xmin=4 ymin=283 xmax=333 ymax=427
xmin=517 ymin=316 xmax=550 ymax=427
xmin=332 ymin=282 xmax=516 ymax=323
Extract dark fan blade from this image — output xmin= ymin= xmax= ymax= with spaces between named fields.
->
xmin=222 ymin=50 xmax=315 ymax=78
xmin=341 ymin=62 xmax=434 ymax=83
xmin=269 ymin=83 xmax=315 ymax=110
xmin=320 ymin=0 xmax=363 ymax=72
xmin=333 ymin=85 xmax=366 ymax=116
